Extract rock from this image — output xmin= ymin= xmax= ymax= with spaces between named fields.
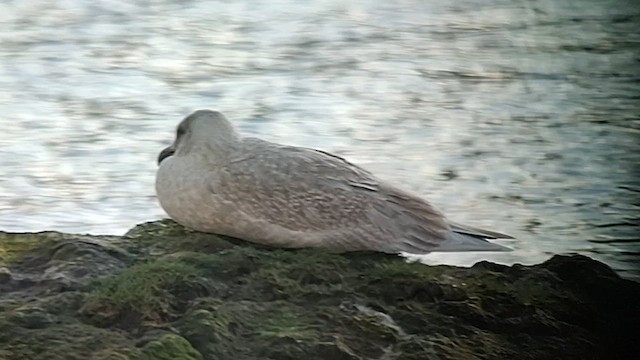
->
xmin=0 ymin=220 xmax=639 ymax=359
xmin=0 ymin=267 xmax=11 ymax=284
xmin=137 ymin=334 xmax=202 ymax=360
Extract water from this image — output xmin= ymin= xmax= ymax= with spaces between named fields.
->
xmin=1 ymin=0 xmax=638 ymax=280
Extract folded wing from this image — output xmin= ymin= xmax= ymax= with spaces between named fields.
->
xmin=214 ymin=139 xmax=511 ymax=254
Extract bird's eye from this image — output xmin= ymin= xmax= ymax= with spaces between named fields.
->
xmin=177 ymin=126 xmax=186 ymax=136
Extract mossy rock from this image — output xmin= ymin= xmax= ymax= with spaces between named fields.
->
xmin=136 ymin=334 xmax=202 ymax=360
xmin=0 ymin=231 xmax=64 ymax=266
xmin=82 ymin=259 xmax=209 ymax=327
xmin=123 ymin=219 xmax=241 ymax=256
xmin=1 ymin=220 xmax=639 ymax=359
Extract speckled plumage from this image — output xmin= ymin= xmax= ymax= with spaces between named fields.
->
xmin=156 ymin=110 xmax=512 ymax=254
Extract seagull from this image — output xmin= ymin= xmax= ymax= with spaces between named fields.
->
xmin=156 ymin=110 xmax=512 ymax=254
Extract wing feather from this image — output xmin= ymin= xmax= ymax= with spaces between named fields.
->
xmin=211 ymin=138 xmax=509 ymax=253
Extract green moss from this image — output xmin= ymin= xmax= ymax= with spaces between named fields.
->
xmin=242 ymin=304 xmax=327 ymax=360
xmin=0 ymin=322 xmax=139 ymax=360
xmin=84 ymin=259 xmax=207 ymax=326
xmin=124 ymin=219 xmax=202 ymax=240
xmin=179 ymin=250 xmax=260 ymax=280
xmin=137 ymin=334 xmax=202 ymax=360
xmin=123 ymin=220 xmax=239 ymax=256
xmin=92 ymin=351 xmax=138 ymax=360
xmin=0 ymin=231 xmax=58 ymax=265
xmin=376 ymin=258 xmax=441 ymax=278
xmin=176 ymin=299 xmax=336 ymax=359
xmin=175 ymin=301 xmax=239 ymax=358
xmin=177 ymin=308 xmax=229 ymax=344
xmin=2 ymin=221 xmax=638 ymax=359
xmin=214 ymin=248 xmax=361 ymax=301
xmin=256 ymin=307 xmax=319 ymax=340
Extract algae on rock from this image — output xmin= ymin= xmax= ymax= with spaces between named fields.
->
xmin=1 ymin=220 xmax=639 ymax=360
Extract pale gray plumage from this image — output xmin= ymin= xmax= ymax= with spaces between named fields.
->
xmin=156 ymin=110 xmax=513 ymax=254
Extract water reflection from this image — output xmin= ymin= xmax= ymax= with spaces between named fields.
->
xmin=0 ymin=0 xmax=638 ymax=279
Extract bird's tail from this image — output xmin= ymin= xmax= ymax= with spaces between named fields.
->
xmin=432 ymin=222 xmax=513 ymax=252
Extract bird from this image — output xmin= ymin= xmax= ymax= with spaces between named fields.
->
xmin=156 ymin=110 xmax=513 ymax=254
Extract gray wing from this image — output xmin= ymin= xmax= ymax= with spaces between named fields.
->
xmin=212 ymin=138 xmax=452 ymax=253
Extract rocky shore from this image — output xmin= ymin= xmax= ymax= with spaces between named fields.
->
xmin=1 ymin=220 xmax=638 ymax=359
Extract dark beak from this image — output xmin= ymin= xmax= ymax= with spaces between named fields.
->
xmin=158 ymin=146 xmax=175 ymax=165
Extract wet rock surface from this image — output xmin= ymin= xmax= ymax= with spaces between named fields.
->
xmin=1 ymin=220 xmax=638 ymax=360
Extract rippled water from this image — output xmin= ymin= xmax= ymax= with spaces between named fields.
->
xmin=1 ymin=0 xmax=638 ymax=279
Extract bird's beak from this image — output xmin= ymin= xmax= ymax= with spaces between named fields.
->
xmin=158 ymin=145 xmax=175 ymax=165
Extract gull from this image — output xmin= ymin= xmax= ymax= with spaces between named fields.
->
xmin=156 ymin=110 xmax=512 ymax=254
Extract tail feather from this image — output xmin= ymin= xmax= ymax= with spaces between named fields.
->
xmin=449 ymin=222 xmax=514 ymax=239
xmin=433 ymin=230 xmax=512 ymax=252
xmin=428 ymin=222 xmax=513 ymax=252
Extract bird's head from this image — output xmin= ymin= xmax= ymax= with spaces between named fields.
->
xmin=158 ymin=109 xmax=239 ymax=165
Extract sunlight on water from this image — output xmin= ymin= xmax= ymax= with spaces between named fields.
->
xmin=0 ymin=0 xmax=638 ymax=279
